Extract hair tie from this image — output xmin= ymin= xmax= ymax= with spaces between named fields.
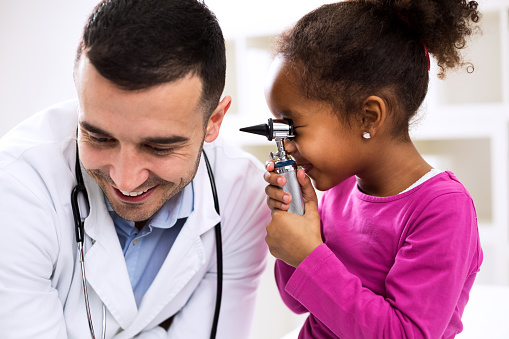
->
xmin=423 ymin=43 xmax=430 ymax=71
xmin=396 ymin=12 xmax=430 ymax=72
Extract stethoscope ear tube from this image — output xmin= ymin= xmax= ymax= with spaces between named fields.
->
xmin=71 ymin=185 xmax=87 ymax=243
xmin=72 ymin=144 xmax=90 ymax=243
xmin=73 ymin=144 xmax=103 ymax=339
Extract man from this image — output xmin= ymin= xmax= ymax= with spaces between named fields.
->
xmin=0 ymin=0 xmax=270 ymax=338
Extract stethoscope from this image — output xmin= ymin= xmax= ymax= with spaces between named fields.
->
xmin=71 ymin=145 xmax=223 ymax=339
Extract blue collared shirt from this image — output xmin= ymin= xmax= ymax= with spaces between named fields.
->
xmin=106 ymin=183 xmax=194 ymax=307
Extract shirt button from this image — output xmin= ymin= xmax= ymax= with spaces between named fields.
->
xmin=132 ymin=238 xmax=139 ymax=245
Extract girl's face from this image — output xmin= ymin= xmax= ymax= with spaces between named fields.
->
xmin=264 ymin=57 xmax=368 ymax=191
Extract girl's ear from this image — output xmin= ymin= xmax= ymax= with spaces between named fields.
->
xmin=359 ymin=96 xmax=387 ymax=139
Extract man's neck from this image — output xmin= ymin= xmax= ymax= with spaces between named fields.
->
xmin=135 ymin=221 xmax=147 ymax=231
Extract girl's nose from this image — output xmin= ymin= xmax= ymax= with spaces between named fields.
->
xmin=283 ymin=138 xmax=298 ymax=154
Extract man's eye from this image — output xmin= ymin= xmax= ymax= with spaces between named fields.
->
xmin=147 ymin=145 xmax=173 ymax=155
xmin=90 ymin=135 xmax=112 ymax=143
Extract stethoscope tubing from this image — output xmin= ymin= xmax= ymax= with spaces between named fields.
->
xmin=202 ymin=151 xmax=223 ymax=339
xmin=73 ymin=146 xmax=222 ymax=339
xmin=78 ymin=242 xmax=105 ymax=339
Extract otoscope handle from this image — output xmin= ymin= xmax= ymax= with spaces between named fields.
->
xmin=274 ymin=160 xmax=304 ymax=216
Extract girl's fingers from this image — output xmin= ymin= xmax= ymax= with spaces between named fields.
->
xmin=265 ymin=184 xmax=292 ymax=204
xmin=265 ymin=161 xmax=274 ymax=171
xmin=266 ymin=196 xmax=290 ymax=212
xmin=264 ymin=170 xmax=286 ymax=187
xmin=297 ymin=168 xmax=318 ymax=203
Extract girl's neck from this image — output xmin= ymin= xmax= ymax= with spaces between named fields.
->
xmin=356 ymin=141 xmax=432 ymax=197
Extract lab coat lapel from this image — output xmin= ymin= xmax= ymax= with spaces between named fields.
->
xmin=132 ymin=154 xmax=221 ymax=331
xmin=81 ymin=168 xmax=138 ymax=329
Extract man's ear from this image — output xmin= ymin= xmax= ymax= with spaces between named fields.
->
xmin=204 ymin=95 xmax=232 ymax=143
xmin=359 ymin=96 xmax=386 ymax=139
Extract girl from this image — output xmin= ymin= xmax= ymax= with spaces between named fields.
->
xmin=263 ymin=1 xmax=483 ymax=338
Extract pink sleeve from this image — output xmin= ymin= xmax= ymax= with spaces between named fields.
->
xmin=274 ymin=259 xmax=308 ymax=314
xmin=273 ymin=189 xmax=330 ymax=315
xmin=281 ymin=192 xmax=482 ymax=338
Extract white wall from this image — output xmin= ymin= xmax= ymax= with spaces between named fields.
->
xmin=0 ymin=0 xmax=98 ymax=136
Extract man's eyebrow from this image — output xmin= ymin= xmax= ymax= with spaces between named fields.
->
xmin=142 ymin=135 xmax=190 ymax=145
xmin=79 ymin=121 xmax=113 ymax=137
xmin=79 ymin=120 xmax=190 ymax=144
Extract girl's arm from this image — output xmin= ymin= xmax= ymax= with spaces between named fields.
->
xmin=280 ymin=192 xmax=481 ymax=338
xmin=274 ymin=259 xmax=308 ymax=314
xmin=264 ymin=166 xmax=482 ymax=338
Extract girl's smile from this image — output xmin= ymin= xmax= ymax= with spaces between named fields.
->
xmin=264 ymin=56 xmax=367 ymax=191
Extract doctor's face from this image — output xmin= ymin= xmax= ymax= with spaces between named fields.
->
xmin=74 ymin=57 xmax=213 ymax=222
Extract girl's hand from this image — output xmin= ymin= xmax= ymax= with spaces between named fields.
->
xmin=264 ymin=161 xmax=292 ymax=211
xmin=264 ymin=162 xmax=323 ymax=267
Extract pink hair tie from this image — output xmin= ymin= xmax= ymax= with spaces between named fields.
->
xmin=423 ymin=43 xmax=430 ymax=71
xmin=397 ymin=12 xmax=430 ymax=72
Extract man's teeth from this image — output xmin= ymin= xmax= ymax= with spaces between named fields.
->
xmin=119 ymin=189 xmax=149 ymax=197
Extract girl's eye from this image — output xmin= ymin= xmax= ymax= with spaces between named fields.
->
xmin=291 ymin=126 xmax=302 ymax=137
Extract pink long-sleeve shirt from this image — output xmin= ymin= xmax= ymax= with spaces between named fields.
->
xmin=275 ymin=171 xmax=483 ymax=338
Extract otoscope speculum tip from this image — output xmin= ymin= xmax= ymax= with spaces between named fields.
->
xmin=239 ymin=123 xmax=271 ymax=140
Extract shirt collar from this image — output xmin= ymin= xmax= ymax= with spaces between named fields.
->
xmin=105 ymin=182 xmax=194 ymax=230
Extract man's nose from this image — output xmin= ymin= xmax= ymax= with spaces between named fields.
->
xmin=109 ymin=148 xmax=149 ymax=192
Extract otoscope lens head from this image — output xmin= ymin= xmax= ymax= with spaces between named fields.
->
xmin=239 ymin=118 xmax=295 ymax=141
xmin=270 ymin=119 xmax=295 ymax=140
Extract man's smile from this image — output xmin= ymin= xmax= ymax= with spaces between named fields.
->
xmin=112 ymin=185 xmax=157 ymax=203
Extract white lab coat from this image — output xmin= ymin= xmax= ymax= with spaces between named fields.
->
xmin=0 ymin=99 xmax=270 ymax=339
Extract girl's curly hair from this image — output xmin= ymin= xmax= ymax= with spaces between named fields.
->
xmin=275 ymin=0 xmax=480 ymax=139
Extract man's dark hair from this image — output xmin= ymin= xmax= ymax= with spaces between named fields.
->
xmin=75 ymin=0 xmax=226 ymax=118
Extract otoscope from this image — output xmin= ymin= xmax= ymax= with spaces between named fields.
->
xmin=240 ymin=119 xmax=304 ymax=216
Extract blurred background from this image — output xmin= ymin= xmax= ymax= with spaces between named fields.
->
xmin=1 ymin=0 xmax=508 ymax=338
